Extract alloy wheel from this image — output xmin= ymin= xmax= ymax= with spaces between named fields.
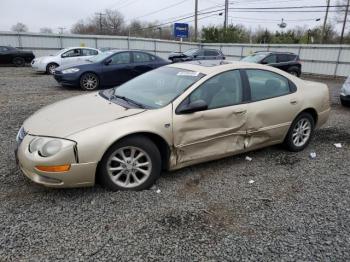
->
xmin=106 ymin=146 xmax=152 ymax=189
xmin=292 ymin=118 xmax=311 ymax=147
xmin=48 ymin=64 xmax=57 ymax=74
xmin=82 ymin=74 xmax=98 ymax=90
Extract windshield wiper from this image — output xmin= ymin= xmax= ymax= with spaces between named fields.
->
xmin=110 ymin=94 xmax=145 ymax=109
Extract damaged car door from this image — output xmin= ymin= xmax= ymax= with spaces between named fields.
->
xmin=173 ymin=70 xmax=248 ymax=165
xmin=243 ymin=69 xmax=301 ymax=150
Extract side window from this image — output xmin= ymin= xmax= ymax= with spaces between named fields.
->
xmin=262 ymin=54 xmax=276 ymax=64
xmin=62 ymin=49 xmax=81 ymax=58
xmin=133 ymin=52 xmax=152 ymax=63
xmin=204 ymin=50 xmax=219 ymax=56
xmin=189 ymin=70 xmax=243 ymax=110
xmin=110 ymin=52 xmax=131 ymax=64
xmin=246 ymin=69 xmax=290 ymax=101
xmin=277 ymin=54 xmax=292 ymax=63
xmin=195 ymin=50 xmax=204 ymax=56
xmin=81 ymin=49 xmax=98 ymax=56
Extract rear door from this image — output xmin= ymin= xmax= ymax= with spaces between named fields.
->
xmin=276 ymin=54 xmax=295 ymax=71
xmin=172 ymin=70 xmax=248 ymax=164
xmin=81 ymin=48 xmax=99 ymax=60
xmin=100 ymin=51 xmax=132 ymax=86
xmin=243 ymin=69 xmax=301 ymax=150
xmin=131 ymin=51 xmax=157 ymax=77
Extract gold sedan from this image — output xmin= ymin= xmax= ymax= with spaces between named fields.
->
xmin=15 ymin=60 xmax=330 ymax=190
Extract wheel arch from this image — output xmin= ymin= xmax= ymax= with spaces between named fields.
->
xmin=99 ymin=132 xmax=171 ymax=171
xmin=299 ymin=107 xmax=318 ymax=125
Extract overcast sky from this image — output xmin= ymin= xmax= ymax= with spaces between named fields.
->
xmin=0 ymin=0 xmax=343 ymax=34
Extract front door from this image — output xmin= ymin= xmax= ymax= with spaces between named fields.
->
xmin=173 ymin=70 xmax=248 ymax=165
xmin=100 ymin=51 xmax=133 ymax=86
xmin=60 ymin=48 xmax=82 ymax=65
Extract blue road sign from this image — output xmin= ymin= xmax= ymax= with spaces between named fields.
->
xmin=174 ymin=23 xmax=189 ymax=38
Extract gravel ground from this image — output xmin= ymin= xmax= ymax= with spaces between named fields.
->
xmin=0 ymin=67 xmax=349 ymax=261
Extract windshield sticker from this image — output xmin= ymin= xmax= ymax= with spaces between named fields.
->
xmin=155 ymin=100 xmax=165 ymax=106
xmin=177 ymin=71 xmax=200 ymax=77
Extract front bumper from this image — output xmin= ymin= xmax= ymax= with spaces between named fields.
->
xmin=31 ymin=60 xmax=46 ymax=72
xmin=16 ymin=134 xmax=97 ymax=188
xmin=54 ymin=72 xmax=80 ymax=87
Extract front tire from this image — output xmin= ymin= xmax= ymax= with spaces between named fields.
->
xmin=98 ymin=136 xmax=161 ymax=191
xmin=284 ymin=112 xmax=315 ymax=152
xmin=13 ymin=57 xmax=25 ymax=67
xmin=46 ymin=63 xmax=58 ymax=75
xmin=80 ymin=73 xmax=99 ymax=91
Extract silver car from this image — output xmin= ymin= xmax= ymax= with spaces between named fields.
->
xmin=31 ymin=47 xmax=101 ymax=74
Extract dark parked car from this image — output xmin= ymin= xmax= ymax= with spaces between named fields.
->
xmin=54 ymin=50 xmax=169 ymax=90
xmin=241 ymin=51 xmax=302 ymax=77
xmin=0 ymin=46 xmax=35 ymax=66
xmin=168 ymin=48 xmax=225 ymax=63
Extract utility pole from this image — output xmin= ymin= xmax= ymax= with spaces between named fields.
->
xmin=194 ymin=0 xmax=198 ymax=41
xmin=224 ymin=0 xmax=229 ymax=30
xmin=58 ymin=27 xmax=65 ymax=34
xmin=321 ymin=0 xmax=330 ymax=44
xmin=96 ymin=12 xmax=105 ymax=34
xmin=340 ymin=0 xmax=350 ymax=44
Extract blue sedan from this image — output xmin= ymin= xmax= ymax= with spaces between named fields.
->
xmin=54 ymin=50 xmax=169 ymax=90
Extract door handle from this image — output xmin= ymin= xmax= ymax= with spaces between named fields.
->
xmin=233 ymin=109 xmax=247 ymax=114
xmin=290 ymin=100 xmax=298 ymax=105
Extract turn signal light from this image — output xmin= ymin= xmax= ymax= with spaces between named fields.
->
xmin=35 ymin=164 xmax=71 ymax=172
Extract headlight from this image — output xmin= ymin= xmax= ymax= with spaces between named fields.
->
xmin=29 ymin=137 xmax=75 ymax=157
xmin=62 ymin=68 xmax=80 ymax=74
xmin=16 ymin=126 xmax=27 ymax=144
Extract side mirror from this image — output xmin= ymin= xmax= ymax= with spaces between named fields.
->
xmin=104 ymin=59 xmax=112 ymax=65
xmin=193 ymin=54 xmax=198 ymax=58
xmin=261 ymin=60 xmax=268 ymax=64
xmin=176 ymin=99 xmax=208 ymax=114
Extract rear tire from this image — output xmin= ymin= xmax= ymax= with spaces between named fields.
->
xmin=98 ymin=136 xmax=161 ymax=191
xmin=13 ymin=57 xmax=25 ymax=67
xmin=340 ymin=97 xmax=350 ymax=107
xmin=80 ymin=73 xmax=100 ymax=91
xmin=46 ymin=63 xmax=58 ymax=75
xmin=283 ymin=112 xmax=315 ymax=152
xmin=287 ymin=67 xmax=300 ymax=77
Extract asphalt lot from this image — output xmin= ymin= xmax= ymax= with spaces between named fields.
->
xmin=1 ymin=67 xmax=350 ymax=261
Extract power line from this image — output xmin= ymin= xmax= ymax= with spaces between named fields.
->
xmin=132 ymin=0 xmax=189 ymax=20
xmin=134 ymin=4 xmax=348 ymax=32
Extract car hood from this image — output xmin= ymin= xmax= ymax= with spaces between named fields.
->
xmin=23 ymin=92 xmax=145 ymax=138
xmin=168 ymin=52 xmax=188 ymax=59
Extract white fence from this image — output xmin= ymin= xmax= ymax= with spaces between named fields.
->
xmin=1 ymin=31 xmax=350 ymax=77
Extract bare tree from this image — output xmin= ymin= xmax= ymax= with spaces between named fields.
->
xmin=40 ymin=27 xmax=53 ymax=34
xmin=103 ymin=9 xmax=124 ymax=35
xmin=11 ymin=22 xmax=28 ymax=32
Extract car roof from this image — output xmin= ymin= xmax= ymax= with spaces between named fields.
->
xmin=167 ymin=60 xmax=277 ymax=75
xmin=253 ymin=51 xmax=297 ymax=55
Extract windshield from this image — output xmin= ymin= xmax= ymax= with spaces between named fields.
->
xmin=241 ymin=53 xmax=267 ymax=63
xmin=87 ymin=51 xmax=114 ymax=62
xmin=53 ymin=48 xmax=68 ymax=56
xmin=111 ymin=67 xmax=205 ymax=109
xmin=183 ymin=49 xmax=199 ymax=56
